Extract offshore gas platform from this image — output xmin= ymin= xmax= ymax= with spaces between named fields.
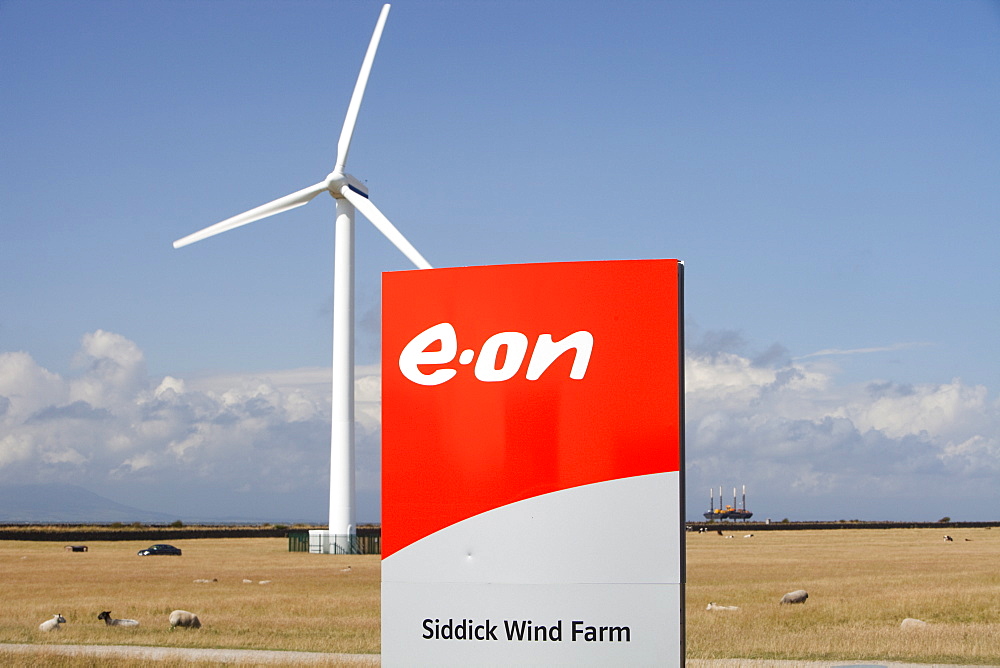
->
xmin=704 ymin=485 xmax=753 ymax=521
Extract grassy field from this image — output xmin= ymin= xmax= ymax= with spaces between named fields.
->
xmin=2 ymin=528 xmax=999 ymax=665
xmin=686 ymin=526 xmax=1000 ymax=665
xmin=0 ymin=538 xmax=379 ymax=654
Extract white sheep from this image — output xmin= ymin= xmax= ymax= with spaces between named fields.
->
xmin=901 ymin=618 xmax=929 ymax=629
xmin=98 ymin=611 xmax=139 ymax=627
xmin=706 ymin=602 xmax=739 ymax=611
xmin=39 ymin=614 xmax=66 ymax=631
xmin=169 ymin=609 xmax=201 ymax=629
xmin=780 ymin=589 xmax=809 ymax=604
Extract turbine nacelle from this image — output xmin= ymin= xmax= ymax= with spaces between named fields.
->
xmin=324 ymin=171 xmax=369 ymax=199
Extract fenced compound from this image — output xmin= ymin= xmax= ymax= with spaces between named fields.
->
xmin=287 ymin=529 xmax=380 ymax=554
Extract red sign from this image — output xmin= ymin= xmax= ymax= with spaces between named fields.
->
xmin=382 ymin=259 xmax=682 ymax=558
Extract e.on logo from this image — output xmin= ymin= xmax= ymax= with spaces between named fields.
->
xmin=398 ymin=323 xmax=594 ymax=386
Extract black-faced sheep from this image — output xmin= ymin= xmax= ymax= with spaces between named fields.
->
xmin=780 ymin=589 xmax=809 ymax=604
xmin=169 ymin=609 xmax=201 ymax=629
xmin=98 ymin=611 xmax=139 ymax=627
xmin=39 ymin=614 xmax=66 ymax=631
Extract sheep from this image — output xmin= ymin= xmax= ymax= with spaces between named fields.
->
xmin=706 ymin=602 xmax=739 ymax=611
xmin=901 ymin=618 xmax=928 ymax=629
xmin=780 ymin=589 xmax=809 ymax=605
xmin=943 ymin=535 xmax=954 ymax=542
xmin=98 ymin=611 xmax=139 ymax=627
xmin=193 ymin=578 xmax=217 ymax=584
xmin=169 ymin=609 xmax=201 ymax=629
xmin=39 ymin=614 xmax=67 ymax=631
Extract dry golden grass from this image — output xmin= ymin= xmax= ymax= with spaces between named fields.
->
xmin=686 ymin=527 xmax=1000 ymax=665
xmin=0 ymin=538 xmax=379 ymax=654
xmin=0 ymin=651 xmax=211 ymax=668
xmin=0 ymin=648 xmax=367 ymax=667
xmin=4 ymin=528 xmax=1000 ymax=665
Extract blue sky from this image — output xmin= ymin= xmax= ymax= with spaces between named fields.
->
xmin=2 ymin=0 xmax=998 ymax=523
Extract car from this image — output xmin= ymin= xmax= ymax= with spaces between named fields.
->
xmin=137 ymin=544 xmax=182 ymax=556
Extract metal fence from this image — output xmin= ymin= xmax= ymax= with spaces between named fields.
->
xmin=288 ymin=530 xmax=309 ymax=552
xmin=287 ymin=530 xmax=380 ymax=554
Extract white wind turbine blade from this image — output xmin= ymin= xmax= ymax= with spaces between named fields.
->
xmin=340 ymin=185 xmax=432 ymax=269
xmin=172 ymin=181 xmax=329 ymax=248
xmin=334 ymin=3 xmax=390 ymax=172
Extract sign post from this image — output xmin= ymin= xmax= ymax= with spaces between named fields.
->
xmin=382 ymin=259 xmax=684 ymax=666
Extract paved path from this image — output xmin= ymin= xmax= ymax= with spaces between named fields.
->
xmin=1 ymin=643 xmax=379 ymax=664
xmin=3 ymin=645 xmax=993 ymax=666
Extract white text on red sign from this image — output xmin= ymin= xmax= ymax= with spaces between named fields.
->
xmin=399 ymin=323 xmax=594 ymax=386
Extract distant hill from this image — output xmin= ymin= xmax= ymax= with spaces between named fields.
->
xmin=0 ymin=484 xmax=179 ymax=523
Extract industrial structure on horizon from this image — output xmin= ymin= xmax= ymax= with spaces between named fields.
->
xmin=704 ymin=485 xmax=753 ymax=521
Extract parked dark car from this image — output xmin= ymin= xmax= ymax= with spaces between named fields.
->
xmin=137 ymin=544 xmax=182 ymax=556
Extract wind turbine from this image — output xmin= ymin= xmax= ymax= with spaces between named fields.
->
xmin=173 ymin=3 xmax=431 ymax=552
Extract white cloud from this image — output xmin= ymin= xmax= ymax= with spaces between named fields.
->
xmin=69 ymin=330 xmax=147 ymax=409
xmin=0 ymin=331 xmax=380 ymax=521
xmin=0 ymin=351 xmax=68 ymax=423
xmin=939 ymin=435 xmax=1000 ymax=475
xmin=1 ymin=330 xmax=997 ymax=522
xmin=685 ymin=342 xmax=1000 ymax=521
xmin=795 ymin=342 xmax=930 ymax=359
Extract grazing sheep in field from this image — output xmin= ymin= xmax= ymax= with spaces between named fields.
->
xmin=943 ymin=535 xmax=953 ymax=542
xmin=193 ymin=578 xmax=217 ymax=583
xmin=98 ymin=611 xmax=139 ymax=627
xmin=780 ymin=589 xmax=809 ymax=605
xmin=706 ymin=602 xmax=739 ymax=611
xmin=901 ymin=618 xmax=928 ymax=629
xmin=743 ymin=534 xmax=754 ymax=538
xmin=39 ymin=614 xmax=66 ymax=631
xmin=169 ymin=610 xmax=201 ymax=629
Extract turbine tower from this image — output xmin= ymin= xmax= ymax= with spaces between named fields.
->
xmin=173 ymin=4 xmax=429 ymax=552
